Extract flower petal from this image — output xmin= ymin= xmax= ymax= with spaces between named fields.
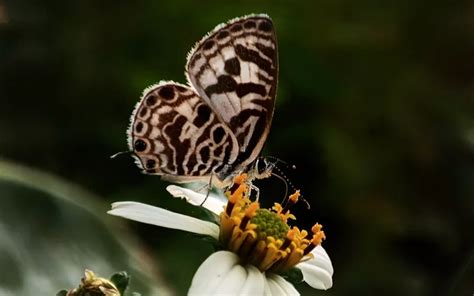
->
xmin=188 ymin=251 xmax=240 ymax=295
xmin=264 ymin=274 xmax=300 ymax=296
xmin=108 ymin=201 xmax=219 ymax=239
xmin=239 ymin=265 xmax=265 ymax=295
xmin=189 ymin=252 xmax=266 ymax=296
xmin=166 ymin=185 xmax=226 ymax=215
xmin=296 ymin=245 xmax=333 ymax=290
xmin=213 ymin=264 xmax=248 ymax=294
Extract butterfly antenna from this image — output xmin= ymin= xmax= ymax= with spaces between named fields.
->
xmin=270 ymin=169 xmax=289 ymax=203
xmin=266 ymin=156 xmax=297 ymax=170
xmin=272 ymin=163 xmax=310 ymax=210
xmin=110 ymin=150 xmax=134 ymax=159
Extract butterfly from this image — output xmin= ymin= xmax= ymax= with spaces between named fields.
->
xmin=127 ymin=14 xmax=278 ymax=188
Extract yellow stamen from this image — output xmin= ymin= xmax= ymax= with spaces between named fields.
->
xmin=240 ymin=202 xmax=259 ymax=230
xmin=219 ymin=174 xmax=328 ymax=274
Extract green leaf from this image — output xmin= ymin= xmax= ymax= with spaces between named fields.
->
xmin=0 ymin=159 xmax=173 ymax=295
xmin=110 ymin=271 xmax=130 ymax=295
xmin=56 ymin=290 xmax=68 ymax=296
xmin=280 ymin=267 xmax=303 ymax=286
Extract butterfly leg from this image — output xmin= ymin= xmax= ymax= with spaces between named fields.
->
xmin=199 ymin=173 xmax=214 ymax=206
xmin=250 ymin=183 xmax=260 ymax=202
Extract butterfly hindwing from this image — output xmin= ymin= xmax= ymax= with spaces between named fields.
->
xmin=186 ymin=14 xmax=278 ymax=169
xmin=128 ymin=82 xmax=239 ymax=183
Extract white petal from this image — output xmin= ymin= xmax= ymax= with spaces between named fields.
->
xmin=239 ymin=265 xmax=265 ymax=295
xmin=166 ymin=185 xmax=226 ymax=215
xmin=108 ymin=201 xmax=219 ymax=239
xmin=296 ymin=245 xmax=333 ymax=290
xmin=265 ymin=274 xmax=300 ymax=296
xmin=213 ymin=264 xmax=247 ymax=294
xmin=188 ymin=251 xmax=240 ymax=295
xmin=189 ymin=252 xmax=266 ymax=296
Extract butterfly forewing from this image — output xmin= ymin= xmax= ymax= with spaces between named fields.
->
xmin=129 ymin=82 xmax=239 ymax=183
xmin=186 ymin=15 xmax=278 ymax=169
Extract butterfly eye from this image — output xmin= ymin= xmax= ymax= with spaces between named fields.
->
xmin=256 ymin=158 xmax=268 ymax=174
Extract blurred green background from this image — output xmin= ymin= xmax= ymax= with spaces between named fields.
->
xmin=1 ymin=0 xmax=473 ymax=295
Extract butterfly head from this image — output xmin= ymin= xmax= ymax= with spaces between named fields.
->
xmin=253 ymin=157 xmax=276 ymax=180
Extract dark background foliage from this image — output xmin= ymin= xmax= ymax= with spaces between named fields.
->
xmin=1 ymin=0 xmax=473 ymax=295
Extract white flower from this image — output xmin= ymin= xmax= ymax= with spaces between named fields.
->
xmin=108 ymin=175 xmax=333 ymax=295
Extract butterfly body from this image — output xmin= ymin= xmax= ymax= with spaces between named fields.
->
xmin=127 ymin=14 xmax=278 ymax=187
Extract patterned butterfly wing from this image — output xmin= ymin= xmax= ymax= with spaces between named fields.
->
xmin=128 ymin=82 xmax=239 ymax=184
xmin=186 ymin=14 xmax=278 ymax=171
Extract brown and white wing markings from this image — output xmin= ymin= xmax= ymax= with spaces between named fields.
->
xmin=186 ymin=14 xmax=278 ymax=170
xmin=128 ymin=82 xmax=239 ymax=183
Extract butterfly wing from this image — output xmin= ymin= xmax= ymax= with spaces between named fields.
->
xmin=185 ymin=14 xmax=278 ymax=170
xmin=128 ymin=82 xmax=239 ymax=183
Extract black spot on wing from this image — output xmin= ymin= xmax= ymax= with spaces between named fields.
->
xmin=235 ymin=44 xmax=273 ymax=75
xmin=164 ymin=115 xmax=188 ymax=175
xmin=159 ymin=86 xmax=175 ymax=100
xmin=134 ymin=139 xmax=147 ymax=152
xmin=146 ymin=159 xmax=156 ymax=169
xmin=256 ymin=43 xmax=276 ymax=60
xmin=205 ymin=75 xmax=237 ymax=95
xmin=224 ymin=58 xmax=241 ymax=76
xmin=212 ymin=126 xmax=226 ymax=144
xmin=244 ymin=21 xmax=256 ymax=28
xmin=135 ymin=122 xmax=143 ymax=133
xmin=193 ymin=104 xmax=212 ymax=128
xmin=139 ymin=107 xmax=147 ymax=117
xmin=146 ymin=95 xmax=157 ymax=106
xmin=203 ymin=40 xmax=215 ymax=50
xmin=230 ymin=24 xmax=243 ymax=32
xmin=199 ymin=146 xmax=210 ymax=163
xmin=258 ymin=20 xmax=273 ymax=32
xmin=236 ymin=83 xmax=266 ymax=97
xmin=217 ymin=30 xmax=230 ymax=39
xmin=214 ymin=145 xmax=223 ymax=157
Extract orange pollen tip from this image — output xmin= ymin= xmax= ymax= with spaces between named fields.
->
xmin=286 ymin=229 xmax=296 ymax=240
xmin=289 ymin=190 xmax=300 ymax=203
xmin=310 ymin=223 xmax=326 ymax=245
xmin=311 ymin=230 xmax=326 ymax=245
xmin=312 ymin=223 xmax=323 ymax=234
xmin=272 ymin=203 xmax=283 ymax=214
xmin=245 ymin=202 xmax=260 ymax=217
xmin=234 ymin=173 xmax=248 ymax=185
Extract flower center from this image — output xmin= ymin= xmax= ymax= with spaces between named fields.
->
xmin=251 ymin=209 xmax=289 ymax=241
xmin=218 ymin=174 xmax=326 ymax=273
